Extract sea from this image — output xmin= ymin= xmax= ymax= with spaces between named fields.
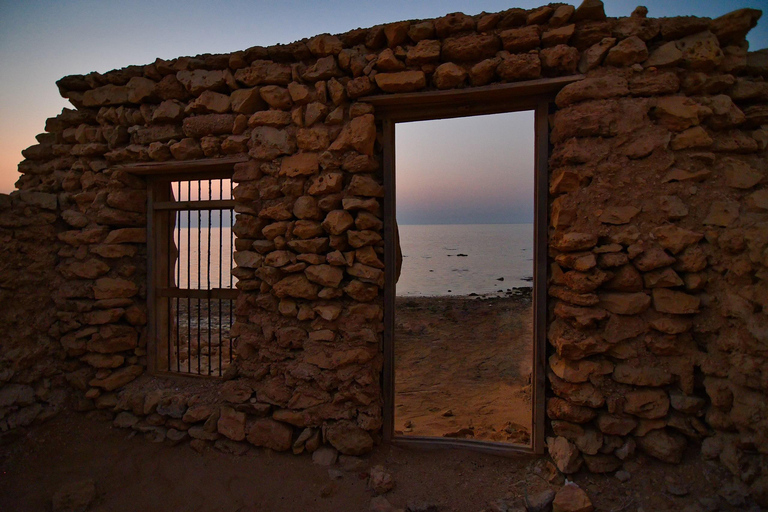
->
xmin=173 ymin=223 xmax=534 ymax=296
xmin=397 ymin=223 xmax=534 ymax=297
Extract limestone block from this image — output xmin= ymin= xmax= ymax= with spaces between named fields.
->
xmin=604 ymin=36 xmax=648 ymax=66
xmin=613 ymin=362 xmax=674 ymax=386
xmin=249 ymin=126 xmax=296 ymax=160
xmin=496 ymin=53 xmax=541 ymax=81
xmin=543 ymin=25 xmax=575 ymax=48
xmin=541 ymin=45 xmax=579 ymax=74
xmin=325 ymin=419 xmax=373 ymax=455
xmin=217 ymin=406 xmax=246 ymax=441
xmin=234 ymin=61 xmax=292 ymax=87
xmin=637 ymin=428 xmax=686 ymax=463
xmin=677 ymin=31 xmax=724 ymax=72
xmin=552 ymin=483 xmax=593 ymax=512
xmin=573 ymin=0 xmax=606 ymax=22
xmin=499 ymin=26 xmax=541 ymax=53
xmin=578 ymin=37 xmax=615 ymax=72
xmin=599 ymin=292 xmax=651 ymax=315
xmin=259 ymin=86 xmax=292 ymax=110
xmin=599 ymin=206 xmax=640 ymax=225
xmin=550 ymin=354 xmax=613 ymax=383
xmin=433 ymin=62 xmax=467 ymax=89
xmin=624 ymin=389 xmax=670 ymax=419
xmin=88 ymin=365 xmax=143 ymax=391
xmin=305 ymin=264 xmax=343 ymax=288
xmin=273 ymin=274 xmax=319 ymax=300
xmin=555 ymin=76 xmax=629 ymax=107
xmin=374 ymin=71 xmax=426 ymax=93
xmin=549 ymin=372 xmax=605 ymax=408
xmin=434 ymin=12 xmax=474 ymax=38
xmin=550 ymin=5 xmax=575 ymax=28
xmin=710 ymin=8 xmax=762 ymax=45
xmin=547 ymin=436 xmax=583 ymax=474
xmin=596 ymin=413 xmax=637 ymax=435
xmin=176 ymin=69 xmax=227 ymax=95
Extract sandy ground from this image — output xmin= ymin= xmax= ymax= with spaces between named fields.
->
xmin=395 ymin=293 xmax=532 ymax=445
xmin=0 ymin=410 xmax=758 ymax=512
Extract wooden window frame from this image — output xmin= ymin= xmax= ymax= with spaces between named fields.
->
xmin=121 ymin=156 xmax=247 ymax=378
xmin=362 ymin=76 xmax=582 ymax=455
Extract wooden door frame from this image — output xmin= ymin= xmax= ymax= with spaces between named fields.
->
xmin=362 ymin=76 xmax=582 ymax=455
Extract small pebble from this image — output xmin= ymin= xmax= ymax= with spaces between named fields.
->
xmin=615 ymin=470 xmax=631 ymax=482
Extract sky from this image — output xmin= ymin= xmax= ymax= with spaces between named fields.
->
xmin=397 ymin=112 xmax=535 ymax=224
xmin=1 ymin=0 xmax=766 ymax=215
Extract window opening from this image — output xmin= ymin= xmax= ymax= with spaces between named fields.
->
xmin=152 ymin=176 xmax=237 ymax=377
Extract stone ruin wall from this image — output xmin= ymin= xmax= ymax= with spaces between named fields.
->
xmin=1 ymin=0 xmax=767 ymax=498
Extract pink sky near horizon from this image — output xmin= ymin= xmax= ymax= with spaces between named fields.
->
xmin=1 ymin=0 xmax=765 ymax=211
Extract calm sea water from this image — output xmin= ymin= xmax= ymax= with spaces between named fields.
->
xmin=174 ymin=226 xmax=235 ymax=290
xmin=397 ymin=224 xmax=534 ymax=297
xmin=175 ymin=223 xmax=534 ymax=296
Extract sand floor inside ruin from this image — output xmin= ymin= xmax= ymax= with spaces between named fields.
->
xmin=394 ymin=294 xmax=533 ymax=445
xmin=0 ymin=409 xmax=750 ymax=512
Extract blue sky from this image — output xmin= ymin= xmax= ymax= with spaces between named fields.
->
xmin=1 ymin=0 xmax=765 ymax=214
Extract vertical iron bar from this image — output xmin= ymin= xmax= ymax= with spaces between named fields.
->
xmin=197 ymin=180 xmax=202 ymax=375
xmin=219 ymin=179 xmax=223 ymax=375
xmin=187 ymin=180 xmax=191 ymax=374
xmin=207 ymin=181 xmax=212 ymax=374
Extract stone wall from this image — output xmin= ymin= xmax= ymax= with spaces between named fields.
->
xmin=0 ymin=192 xmax=68 ymax=435
xmin=2 ymin=0 xmax=767 ymax=500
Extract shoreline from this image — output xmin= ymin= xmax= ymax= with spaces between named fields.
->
xmin=396 ymin=286 xmax=533 ymax=301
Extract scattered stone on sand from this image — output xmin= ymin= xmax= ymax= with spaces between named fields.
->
xmin=529 ymin=459 xmax=565 ymax=486
xmin=312 ymin=446 xmax=339 ymax=466
xmin=552 ymin=482 xmax=594 ymax=512
xmin=548 ymin=436 xmax=583 ymax=474
xmin=526 ymin=488 xmax=556 ymax=512
xmin=369 ymin=465 xmax=395 ymax=495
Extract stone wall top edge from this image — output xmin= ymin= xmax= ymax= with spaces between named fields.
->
xmin=52 ymin=3 xmax=763 ymax=99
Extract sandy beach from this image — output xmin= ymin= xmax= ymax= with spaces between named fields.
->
xmin=394 ymin=289 xmax=533 ymax=445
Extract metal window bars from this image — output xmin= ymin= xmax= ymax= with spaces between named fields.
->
xmin=151 ymin=176 xmax=237 ymax=377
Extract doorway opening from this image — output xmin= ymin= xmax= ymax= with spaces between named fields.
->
xmin=393 ymin=111 xmax=535 ymax=447
xmin=363 ymin=80 xmax=563 ymax=454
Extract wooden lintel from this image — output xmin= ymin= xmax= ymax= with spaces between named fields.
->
xmin=116 ymin=155 xmax=249 ymax=175
xmin=360 ymin=75 xmax=584 ymax=121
